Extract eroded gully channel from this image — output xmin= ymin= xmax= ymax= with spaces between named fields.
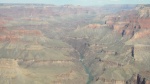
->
xmin=80 ymin=53 xmax=94 ymax=84
xmin=67 ymin=39 xmax=94 ymax=84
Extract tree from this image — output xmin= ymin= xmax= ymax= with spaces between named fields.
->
xmin=141 ymin=78 xmax=146 ymax=84
xmin=137 ymin=74 xmax=141 ymax=84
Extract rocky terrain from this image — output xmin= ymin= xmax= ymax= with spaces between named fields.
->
xmin=0 ymin=4 xmax=150 ymax=84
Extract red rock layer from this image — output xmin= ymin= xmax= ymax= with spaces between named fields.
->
xmin=138 ymin=18 xmax=150 ymax=29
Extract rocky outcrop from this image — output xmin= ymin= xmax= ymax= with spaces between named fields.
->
xmin=87 ymin=24 xmax=102 ymax=29
xmin=137 ymin=5 xmax=150 ymax=18
xmin=100 ymin=78 xmax=126 ymax=84
xmin=113 ymin=25 xmax=125 ymax=34
xmin=133 ymin=30 xmax=150 ymax=39
xmin=0 ymin=59 xmax=18 ymax=68
xmin=134 ymin=45 xmax=150 ymax=62
xmin=0 ymin=26 xmax=6 ymax=32
xmin=56 ymin=70 xmax=77 ymax=80
xmin=0 ymin=29 xmax=43 ymax=42
xmin=138 ymin=19 xmax=150 ymax=29
xmin=0 ymin=35 xmax=20 ymax=42
xmin=11 ymin=30 xmax=43 ymax=36
xmin=101 ymin=60 xmax=123 ymax=68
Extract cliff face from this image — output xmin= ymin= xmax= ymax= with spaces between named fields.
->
xmin=0 ymin=34 xmax=87 ymax=83
xmin=0 ymin=9 xmax=87 ymax=84
xmin=133 ymin=30 xmax=150 ymax=39
xmin=137 ymin=5 xmax=150 ymax=18
xmin=65 ymin=5 xmax=150 ymax=84
xmin=0 ymin=29 xmax=43 ymax=42
xmin=138 ymin=18 xmax=150 ymax=28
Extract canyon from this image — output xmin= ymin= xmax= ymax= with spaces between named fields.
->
xmin=0 ymin=4 xmax=150 ymax=84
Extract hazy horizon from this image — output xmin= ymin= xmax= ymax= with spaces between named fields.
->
xmin=0 ymin=0 xmax=150 ymax=6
